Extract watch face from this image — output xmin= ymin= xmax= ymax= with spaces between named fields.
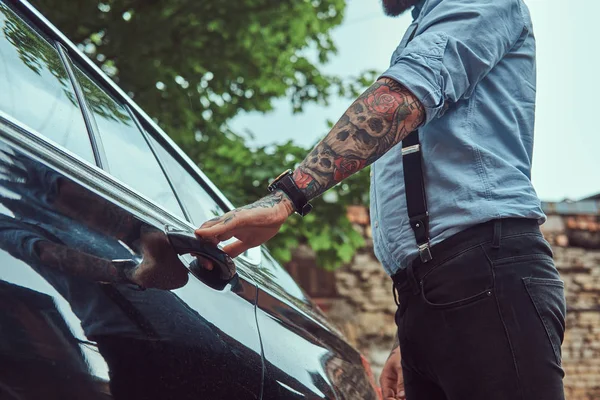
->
xmin=269 ymin=169 xmax=292 ymax=192
xmin=274 ymin=169 xmax=292 ymax=182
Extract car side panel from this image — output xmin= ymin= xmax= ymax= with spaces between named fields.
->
xmin=255 ymin=250 xmax=379 ymax=400
xmin=0 ymin=136 xmax=263 ymax=400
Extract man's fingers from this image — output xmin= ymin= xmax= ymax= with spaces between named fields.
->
xmin=200 ymin=217 xmax=222 ymax=229
xmin=222 ymin=240 xmax=251 ymax=258
xmin=195 ymin=220 xmax=234 ymax=239
xmin=397 ymin=379 xmax=406 ymax=400
xmin=205 ymin=236 xmax=220 ymax=246
xmin=379 ymin=369 xmax=397 ymax=400
xmin=216 ymin=231 xmax=236 ymax=242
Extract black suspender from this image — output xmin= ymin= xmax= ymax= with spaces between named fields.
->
xmin=401 ymin=23 xmax=433 ymax=263
xmin=402 ymin=132 xmax=432 ymax=262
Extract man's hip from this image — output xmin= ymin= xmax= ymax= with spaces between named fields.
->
xmin=391 ymin=218 xmax=566 ymax=400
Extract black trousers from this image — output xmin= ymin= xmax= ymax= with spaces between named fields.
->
xmin=392 ymin=218 xmax=566 ymax=400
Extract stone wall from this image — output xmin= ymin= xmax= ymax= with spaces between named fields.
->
xmin=327 ymin=251 xmax=397 ymax=373
xmin=306 ymin=209 xmax=600 ymax=399
xmin=555 ymin=246 xmax=600 ymax=400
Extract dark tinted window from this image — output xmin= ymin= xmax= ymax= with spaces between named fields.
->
xmin=145 ymin=133 xmax=225 ymax=224
xmin=74 ymin=67 xmax=184 ymax=219
xmin=0 ymin=4 xmax=94 ymax=163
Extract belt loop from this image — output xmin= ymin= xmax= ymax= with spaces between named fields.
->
xmin=407 ymin=263 xmax=421 ymax=295
xmin=492 ymin=219 xmax=502 ymax=249
xmin=392 ymin=281 xmax=400 ymax=307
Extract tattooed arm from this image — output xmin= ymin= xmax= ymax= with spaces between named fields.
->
xmin=195 ymin=78 xmax=424 ymax=257
xmin=293 ymin=78 xmax=424 ymax=200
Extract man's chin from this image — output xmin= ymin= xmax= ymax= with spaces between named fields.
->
xmin=381 ymin=0 xmax=419 ymax=16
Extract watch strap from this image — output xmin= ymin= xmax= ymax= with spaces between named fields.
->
xmin=268 ymin=171 xmax=312 ymax=216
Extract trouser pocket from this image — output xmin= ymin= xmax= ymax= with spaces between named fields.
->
xmin=523 ymin=277 xmax=567 ymax=365
xmin=420 ymin=245 xmax=494 ymax=309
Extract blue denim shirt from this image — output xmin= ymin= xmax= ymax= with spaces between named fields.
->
xmin=371 ymin=0 xmax=545 ymax=275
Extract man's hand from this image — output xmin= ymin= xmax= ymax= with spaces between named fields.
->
xmin=194 ymin=190 xmax=294 ymax=258
xmin=380 ymin=346 xmax=406 ymax=400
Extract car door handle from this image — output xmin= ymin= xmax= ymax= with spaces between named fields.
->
xmin=164 ymin=225 xmax=236 ymax=288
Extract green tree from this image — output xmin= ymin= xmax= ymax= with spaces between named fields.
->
xmin=30 ymin=0 xmax=375 ymax=269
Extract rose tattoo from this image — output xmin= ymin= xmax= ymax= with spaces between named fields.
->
xmin=365 ymin=86 xmax=406 ymax=121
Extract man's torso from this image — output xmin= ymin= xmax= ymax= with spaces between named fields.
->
xmin=371 ymin=0 xmax=545 ymax=275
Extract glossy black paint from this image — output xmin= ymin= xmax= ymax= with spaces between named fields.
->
xmin=0 ymin=0 xmax=381 ymax=399
xmin=255 ymin=250 xmax=379 ymax=400
xmin=0 ymin=139 xmax=263 ymax=399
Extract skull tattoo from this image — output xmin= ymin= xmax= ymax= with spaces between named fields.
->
xmin=326 ymin=102 xmax=398 ymax=158
xmin=305 ymin=145 xmax=336 ymax=175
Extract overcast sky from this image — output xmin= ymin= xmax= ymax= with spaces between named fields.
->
xmin=230 ymin=0 xmax=596 ymax=202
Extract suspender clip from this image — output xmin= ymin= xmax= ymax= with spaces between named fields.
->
xmin=402 ymin=144 xmax=421 ymax=156
xmin=409 ymin=212 xmax=429 ymax=239
xmin=418 ymin=242 xmax=433 ymax=263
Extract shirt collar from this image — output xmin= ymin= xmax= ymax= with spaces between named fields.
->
xmin=412 ymin=0 xmax=426 ymax=20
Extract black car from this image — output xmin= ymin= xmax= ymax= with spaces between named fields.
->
xmin=0 ymin=1 xmax=380 ymax=399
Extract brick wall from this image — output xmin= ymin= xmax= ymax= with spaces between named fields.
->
xmin=555 ymin=246 xmax=600 ymax=399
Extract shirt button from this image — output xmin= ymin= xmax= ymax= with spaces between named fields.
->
xmin=374 ymin=221 xmax=379 ymax=228
xmin=370 ymin=171 xmax=373 ymax=177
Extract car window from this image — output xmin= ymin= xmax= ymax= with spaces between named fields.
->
xmin=0 ymin=3 xmax=94 ymax=163
xmin=145 ymin=133 xmax=225 ymax=225
xmin=74 ymin=67 xmax=184 ymax=219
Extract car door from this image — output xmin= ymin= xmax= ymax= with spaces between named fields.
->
xmin=253 ymin=249 xmax=380 ymax=399
xmin=140 ymin=117 xmax=381 ymax=400
xmin=0 ymin=2 xmax=263 ymax=399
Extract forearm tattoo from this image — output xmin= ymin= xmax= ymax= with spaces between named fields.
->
xmin=293 ymin=78 xmax=425 ymax=200
xmin=207 ymin=190 xmax=289 ymax=225
xmin=239 ymin=190 xmax=288 ymax=211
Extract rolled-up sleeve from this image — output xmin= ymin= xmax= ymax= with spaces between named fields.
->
xmin=381 ymin=0 xmax=527 ymax=125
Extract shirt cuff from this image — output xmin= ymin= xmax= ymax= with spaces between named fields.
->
xmin=379 ymin=54 xmax=445 ymax=126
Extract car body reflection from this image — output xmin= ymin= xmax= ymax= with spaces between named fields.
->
xmin=255 ymin=274 xmax=379 ymax=400
xmin=0 ymin=144 xmax=262 ymax=399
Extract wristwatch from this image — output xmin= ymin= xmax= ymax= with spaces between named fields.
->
xmin=268 ymin=169 xmax=313 ymax=216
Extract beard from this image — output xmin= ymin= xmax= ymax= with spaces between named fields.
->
xmin=381 ymin=0 xmax=420 ymax=16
